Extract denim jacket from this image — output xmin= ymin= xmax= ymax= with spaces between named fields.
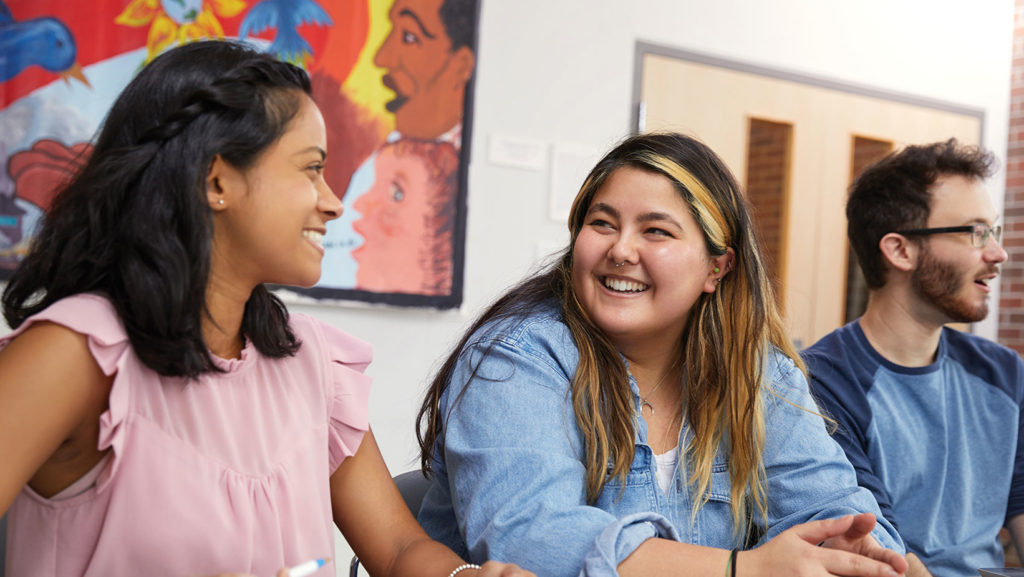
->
xmin=417 ymin=302 xmax=904 ymax=577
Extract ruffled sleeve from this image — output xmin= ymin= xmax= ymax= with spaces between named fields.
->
xmin=303 ymin=317 xmax=373 ymax=472
xmin=0 ymin=293 xmax=132 ymax=491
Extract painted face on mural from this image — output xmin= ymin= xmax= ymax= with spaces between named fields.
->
xmin=352 ymin=140 xmax=458 ymax=295
xmin=374 ymin=0 xmax=476 ymax=139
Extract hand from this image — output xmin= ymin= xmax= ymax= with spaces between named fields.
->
xmin=904 ymin=552 xmax=933 ymax=577
xmin=475 ymin=560 xmax=537 ymax=577
xmin=821 ymin=513 xmax=907 ymax=575
xmin=744 ymin=514 xmax=905 ymax=577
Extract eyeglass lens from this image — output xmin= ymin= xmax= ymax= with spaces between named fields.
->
xmin=972 ymin=224 xmax=1003 ymax=247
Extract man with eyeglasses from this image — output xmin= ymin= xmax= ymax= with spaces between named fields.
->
xmin=802 ymin=139 xmax=1023 ymax=577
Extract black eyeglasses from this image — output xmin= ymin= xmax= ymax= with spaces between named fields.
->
xmin=896 ymin=223 xmax=1003 ymax=249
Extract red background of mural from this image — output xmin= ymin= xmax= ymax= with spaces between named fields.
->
xmin=1 ymin=1 xmax=367 ymax=103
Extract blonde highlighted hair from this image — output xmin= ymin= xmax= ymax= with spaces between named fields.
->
xmin=418 ymin=132 xmax=804 ymax=537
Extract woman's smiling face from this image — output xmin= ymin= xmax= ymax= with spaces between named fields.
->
xmin=571 ymin=166 xmax=719 ymax=349
xmin=211 ymin=95 xmax=341 ymax=290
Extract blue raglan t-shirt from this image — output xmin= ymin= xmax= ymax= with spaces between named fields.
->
xmin=803 ymin=321 xmax=1024 ymax=577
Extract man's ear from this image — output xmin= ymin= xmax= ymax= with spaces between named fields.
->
xmin=878 ymin=232 xmax=918 ymax=273
xmin=450 ymin=46 xmax=475 ymax=89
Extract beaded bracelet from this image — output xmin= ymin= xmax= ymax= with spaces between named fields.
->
xmin=448 ymin=563 xmax=481 ymax=577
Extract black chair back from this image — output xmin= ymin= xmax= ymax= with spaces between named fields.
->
xmin=1 ymin=512 xmax=7 ymax=577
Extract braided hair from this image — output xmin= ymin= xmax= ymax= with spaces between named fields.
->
xmin=2 ymin=41 xmax=312 ymax=378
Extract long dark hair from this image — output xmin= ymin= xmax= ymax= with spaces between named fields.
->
xmin=2 ymin=41 xmax=312 ymax=378
xmin=418 ymin=133 xmax=800 ymax=533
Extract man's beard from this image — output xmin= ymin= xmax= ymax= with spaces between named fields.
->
xmin=911 ymin=243 xmax=989 ymax=323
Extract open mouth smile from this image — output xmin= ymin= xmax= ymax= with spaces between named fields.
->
xmin=303 ymin=230 xmax=325 ymax=251
xmin=602 ymin=276 xmax=649 ymax=293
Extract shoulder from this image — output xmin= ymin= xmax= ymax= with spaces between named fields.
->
xmin=35 ymin=293 xmax=126 ymax=342
xmin=2 ymin=293 xmax=128 ymax=359
xmin=801 ymin=323 xmax=858 ymax=367
xmin=458 ymin=300 xmax=578 ymax=387
xmin=764 ymin=348 xmax=800 ymax=380
xmin=763 ymin=348 xmax=810 ymax=398
xmin=469 ymin=300 xmax=572 ymax=350
xmin=287 ymin=312 xmax=372 ymax=371
xmin=942 ymin=328 xmax=1024 ymax=395
xmin=943 ymin=326 xmax=1020 ymax=364
xmin=0 ymin=297 xmax=119 ymax=449
xmin=800 ymin=323 xmax=876 ymax=396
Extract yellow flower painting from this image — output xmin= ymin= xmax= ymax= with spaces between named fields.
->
xmin=116 ymin=0 xmax=246 ymax=63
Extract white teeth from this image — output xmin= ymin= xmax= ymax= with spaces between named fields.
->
xmin=604 ymin=277 xmax=649 ymax=293
xmin=303 ymin=230 xmax=323 ymax=246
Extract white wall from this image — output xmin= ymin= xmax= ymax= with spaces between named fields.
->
xmin=1 ymin=1 xmax=1014 ymax=573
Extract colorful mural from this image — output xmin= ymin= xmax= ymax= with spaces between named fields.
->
xmin=0 ymin=0 xmax=477 ymax=308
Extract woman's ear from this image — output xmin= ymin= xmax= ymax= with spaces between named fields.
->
xmin=704 ymin=248 xmax=736 ymax=293
xmin=206 ymin=154 xmax=243 ymax=210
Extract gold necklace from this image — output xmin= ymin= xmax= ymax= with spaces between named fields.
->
xmin=630 ymin=359 xmax=679 ymax=417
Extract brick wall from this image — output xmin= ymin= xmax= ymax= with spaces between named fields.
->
xmin=745 ymin=118 xmax=791 ymax=302
xmin=1000 ymin=1 xmax=1024 ymax=354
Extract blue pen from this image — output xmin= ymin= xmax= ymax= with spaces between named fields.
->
xmin=287 ymin=557 xmax=330 ymax=577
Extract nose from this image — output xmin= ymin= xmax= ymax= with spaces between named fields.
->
xmin=374 ymin=29 xmax=396 ymax=69
xmin=318 ymin=182 xmax=343 ymax=221
xmin=353 ymin=188 xmax=373 ymax=213
xmin=984 ymin=236 xmax=1008 ymax=264
xmin=607 ymin=233 xmax=638 ymax=266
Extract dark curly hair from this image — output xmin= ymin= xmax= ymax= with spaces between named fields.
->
xmin=847 ymin=138 xmax=995 ymax=289
xmin=3 ymin=40 xmax=312 ymax=378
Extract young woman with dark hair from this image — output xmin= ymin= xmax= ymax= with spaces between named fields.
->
xmin=0 ymin=40 xmax=530 ymax=577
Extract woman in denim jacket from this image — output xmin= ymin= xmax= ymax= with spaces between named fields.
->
xmin=415 ymin=133 xmax=908 ymax=577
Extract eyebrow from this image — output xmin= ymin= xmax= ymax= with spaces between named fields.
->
xmin=588 ymin=202 xmax=684 ymax=229
xmin=932 ymin=216 xmax=999 ymax=228
xmin=294 ymin=146 xmax=326 ymax=161
xmin=398 ymin=9 xmax=436 ymax=39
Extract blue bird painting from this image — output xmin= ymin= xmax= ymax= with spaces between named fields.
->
xmin=0 ymin=0 xmax=89 ymax=86
xmin=240 ymin=0 xmax=332 ymax=67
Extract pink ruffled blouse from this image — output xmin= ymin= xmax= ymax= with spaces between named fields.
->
xmin=1 ymin=294 xmax=372 ymax=576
